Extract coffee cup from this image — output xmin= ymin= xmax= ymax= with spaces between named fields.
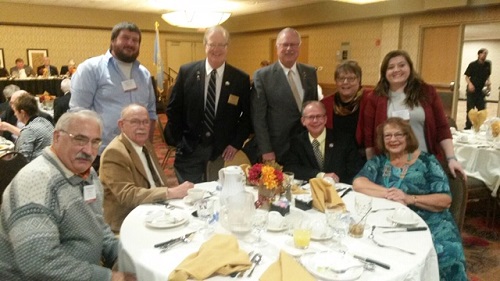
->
xmin=267 ymin=211 xmax=284 ymax=229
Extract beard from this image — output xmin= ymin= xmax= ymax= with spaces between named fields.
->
xmin=111 ymin=46 xmax=139 ymax=63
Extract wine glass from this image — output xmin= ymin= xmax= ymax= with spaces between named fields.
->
xmin=196 ymin=198 xmax=215 ymax=237
xmin=252 ymin=209 xmax=269 ymax=247
xmin=325 ymin=207 xmax=350 ymax=249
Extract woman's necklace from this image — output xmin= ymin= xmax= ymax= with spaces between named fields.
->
xmin=383 ymin=153 xmax=412 ymax=188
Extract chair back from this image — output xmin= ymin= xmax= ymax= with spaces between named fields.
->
xmin=446 ymin=169 xmax=468 ymax=232
xmin=0 ymin=152 xmax=28 ymax=204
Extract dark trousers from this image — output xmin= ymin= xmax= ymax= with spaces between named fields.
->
xmin=465 ymin=90 xmax=486 ymax=129
xmin=174 ymin=144 xmax=213 ymax=183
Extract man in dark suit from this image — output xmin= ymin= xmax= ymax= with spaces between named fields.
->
xmin=165 ymin=25 xmax=251 ymax=183
xmin=53 ymin=78 xmax=71 ymax=123
xmin=251 ymin=27 xmax=318 ymax=163
xmin=283 ymin=101 xmax=361 ymax=184
xmin=9 ymin=58 xmax=34 ymax=78
xmin=36 ymin=57 xmax=59 ymax=76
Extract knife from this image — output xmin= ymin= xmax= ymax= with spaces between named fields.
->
xmin=352 ymin=254 xmax=391 ymax=269
xmin=383 ymin=227 xmax=428 ymax=233
xmin=340 ymin=188 xmax=352 ymax=198
xmin=154 ymin=231 xmax=196 ymax=248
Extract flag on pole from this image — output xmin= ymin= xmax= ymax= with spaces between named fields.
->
xmin=154 ymin=21 xmax=164 ymax=93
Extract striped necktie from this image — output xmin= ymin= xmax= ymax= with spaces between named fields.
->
xmin=204 ymin=69 xmax=217 ymax=136
xmin=312 ymin=139 xmax=323 ymax=170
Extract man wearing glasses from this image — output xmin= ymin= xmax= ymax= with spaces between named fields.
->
xmin=251 ymin=27 xmax=318 ymax=164
xmin=100 ymin=104 xmax=193 ymax=232
xmin=283 ymin=101 xmax=361 ymax=184
xmin=0 ymin=110 xmax=136 ymax=281
xmin=165 ymin=25 xmax=251 ymax=183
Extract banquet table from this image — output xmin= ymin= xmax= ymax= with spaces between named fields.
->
xmin=0 ymin=137 xmax=15 ymax=157
xmin=0 ymin=77 xmax=64 ymax=97
xmin=118 ymin=182 xmax=439 ymax=281
xmin=453 ymin=129 xmax=500 ymax=197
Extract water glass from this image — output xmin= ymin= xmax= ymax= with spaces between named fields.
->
xmin=196 ymin=198 xmax=215 ymax=236
xmin=355 ymin=194 xmax=373 ymax=218
xmin=325 ymin=208 xmax=350 ymax=248
xmin=252 ymin=209 xmax=269 ymax=247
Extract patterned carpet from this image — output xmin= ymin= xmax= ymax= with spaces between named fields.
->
xmin=152 ymin=114 xmax=500 ymax=280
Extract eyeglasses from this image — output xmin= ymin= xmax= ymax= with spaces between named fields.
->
xmin=383 ymin=132 xmax=406 ymax=140
xmin=60 ymin=130 xmax=102 ymax=148
xmin=303 ymin=114 xmax=326 ymax=121
xmin=336 ymin=76 xmax=358 ymax=83
xmin=278 ymin=43 xmax=300 ymax=49
xmin=206 ymin=43 xmax=228 ymax=49
xmin=123 ymin=119 xmax=150 ymax=126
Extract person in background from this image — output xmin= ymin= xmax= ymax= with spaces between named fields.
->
xmin=0 ymin=84 xmax=19 ymax=115
xmin=60 ymin=59 xmax=77 ymax=77
xmin=70 ymin=22 xmax=157 ymax=172
xmin=0 ymin=67 xmax=8 ymax=78
xmin=36 ymin=56 xmax=59 ymax=76
xmin=165 ymin=25 xmax=251 ymax=183
xmin=9 ymin=58 xmax=34 ymax=78
xmin=251 ymin=27 xmax=318 ymax=163
xmin=100 ymin=104 xmax=193 ymax=232
xmin=464 ymin=48 xmax=491 ymax=129
xmin=12 ymin=94 xmax=54 ymax=161
xmin=54 ymin=78 xmax=71 ymax=123
xmin=259 ymin=60 xmax=270 ymax=68
xmin=0 ymin=109 xmax=136 ymax=281
xmin=283 ymin=101 xmax=361 ymax=183
xmin=360 ymin=50 xmax=464 ymax=178
xmin=353 ymin=117 xmax=467 ymax=280
xmin=321 ymin=60 xmax=369 ymax=163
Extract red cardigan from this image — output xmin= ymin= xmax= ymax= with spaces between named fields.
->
xmin=359 ymin=84 xmax=451 ymax=162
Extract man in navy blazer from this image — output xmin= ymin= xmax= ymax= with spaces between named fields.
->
xmin=165 ymin=26 xmax=251 ymax=183
xmin=251 ymin=27 xmax=318 ymax=163
xmin=283 ymin=101 xmax=361 ymax=184
xmin=36 ymin=57 xmax=59 ymax=76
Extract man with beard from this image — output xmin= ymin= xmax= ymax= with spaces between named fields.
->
xmin=70 ymin=22 xmax=156 ymax=172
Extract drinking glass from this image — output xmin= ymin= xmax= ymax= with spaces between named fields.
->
xmin=325 ymin=207 xmax=350 ymax=249
xmin=293 ymin=221 xmax=312 ymax=249
xmin=355 ymin=194 xmax=372 ymax=217
xmin=252 ymin=209 xmax=269 ymax=247
xmin=196 ymin=198 xmax=215 ymax=237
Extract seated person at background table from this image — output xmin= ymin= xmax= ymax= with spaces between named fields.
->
xmin=54 ymin=78 xmax=71 ymax=123
xmin=0 ymin=109 xmax=136 ymax=281
xmin=0 ymin=67 xmax=8 ymax=78
xmin=9 ymin=58 xmax=34 ymax=78
xmin=0 ymin=84 xmax=19 ymax=115
xmin=283 ymin=101 xmax=361 ymax=184
xmin=100 ymin=104 xmax=193 ymax=232
xmin=12 ymin=93 xmax=54 ymax=161
xmin=0 ymin=90 xmax=54 ymax=142
xmin=37 ymin=56 xmax=59 ymax=76
xmin=60 ymin=59 xmax=77 ymax=77
xmin=352 ymin=117 xmax=467 ymax=280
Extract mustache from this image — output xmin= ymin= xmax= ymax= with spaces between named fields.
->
xmin=76 ymin=152 xmax=94 ymax=161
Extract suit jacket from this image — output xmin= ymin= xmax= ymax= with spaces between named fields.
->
xmin=251 ymin=62 xmax=318 ymax=161
xmin=9 ymin=66 xmax=34 ymax=77
xmin=100 ymin=134 xmax=170 ymax=232
xmin=0 ymin=68 xmax=8 ymax=77
xmin=165 ymin=60 xmax=251 ymax=160
xmin=282 ymin=129 xmax=361 ymax=184
xmin=53 ymin=92 xmax=71 ymax=123
xmin=37 ymin=65 xmax=59 ymax=76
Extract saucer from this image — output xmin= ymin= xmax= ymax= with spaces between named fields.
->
xmin=311 ymin=229 xmax=334 ymax=241
xmin=145 ymin=209 xmax=188 ymax=228
xmin=388 ymin=214 xmax=419 ymax=226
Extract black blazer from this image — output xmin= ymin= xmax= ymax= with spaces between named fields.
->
xmin=282 ymin=128 xmax=362 ymax=184
xmin=53 ymin=92 xmax=71 ymax=123
xmin=37 ymin=65 xmax=59 ymax=76
xmin=165 ymin=60 xmax=251 ymax=160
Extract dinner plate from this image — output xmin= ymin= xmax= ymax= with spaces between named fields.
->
xmin=145 ymin=209 xmax=188 ymax=229
xmin=311 ymin=229 xmax=334 ymax=241
xmin=267 ymin=222 xmax=289 ymax=232
xmin=388 ymin=214 xmax=419 ymax=226
xmin=300 ymin=251 xmax=364 ymax=281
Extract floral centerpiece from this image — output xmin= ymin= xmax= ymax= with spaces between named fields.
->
xmin=38 ymin=92 xmax=56 ymax=110
xmin=247 ymin=162 xmax=284 ymax=209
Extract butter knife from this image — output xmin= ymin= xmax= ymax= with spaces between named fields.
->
xmin=383 ymin=227 xmax=428 ymax=233
xmin=352 ymin=254 xmax=391 ymax=269
xmin=154 ymin=231 xmax=196 ymax=248
xmin=340 ymin=188 xmax=352 ymax=198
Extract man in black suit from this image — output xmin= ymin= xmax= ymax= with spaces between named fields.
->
xmin=165 ymin=26 xmax=251 ymax=183
xmin=251 ymin=27 xmax=318 ymax=163
xmin=36 ymin=57 xmax=59 ymax=76
xmin=53 ymin=78 xmax=71 ymax=123
xmin=283 ymin=101 xmax=361 ymax=184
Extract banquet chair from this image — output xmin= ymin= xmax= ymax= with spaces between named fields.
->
xmin=155 ymin=114 xmax=176 ymax=170
xmin=205 ymin=150 xmax=251 ymax=182
xmin=446 ymin=169 xmax=467 ymax=232
xmin=0 ymin=152 xmax=28 ymax=205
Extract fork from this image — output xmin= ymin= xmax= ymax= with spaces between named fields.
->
xmin=247 ymin=253 xmax=262 ymax=277
xmin=160 ymin=232 xmax=195 ymax=253
xmin=235 ymin=251 xmax=255 ymax=278
xmin=324 ymin=263 xmax=374 ymax=274
xmin=368 ymin=226 xmax=415 ymax=255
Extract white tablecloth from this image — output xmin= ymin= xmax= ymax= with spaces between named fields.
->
xmin=453 ymin=130 xmax=500 ymax=197
xmin=118 ymin=182 xmax=439 ymax=281
xmin=0 ymin=137 xmax=15 ymax=157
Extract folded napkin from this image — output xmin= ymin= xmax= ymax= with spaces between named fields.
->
xmin=491 ymin=120 xmax=500 ymax=137
xmin=468 ymin=108 xmax=488 ymax=132
xmin=168 ymin=234 xmax=252 ymax=281
xmin=291 ymin=184 xmax=308 ymax=195
xmin=260 ymin=251 xmax=315 ymax=281
xmin=309 ymin=178 xmax=345 ymax=212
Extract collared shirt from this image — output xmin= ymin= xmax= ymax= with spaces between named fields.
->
xmin=278 ymin=61 xmax=304 ymax=102
xmin=123 ymin=134 xmax=163 ymax=188
xmin=70 ymin=50 xmax=157 ymax=155
xmin=204 ymin=60 xmax=225 ymax=113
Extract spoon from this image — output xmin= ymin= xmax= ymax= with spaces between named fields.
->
xmin=325 ymin=263 xmax=375 ymax=274
xmin=354 ymin=207 xmax=372 ymax=225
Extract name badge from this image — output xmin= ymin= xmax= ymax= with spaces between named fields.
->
xmin=122 ymin=79 xmax=137 ymax=92
xmin=391 ymin=109 xmax=410 ymax=120
xmin=83 ymin=185 xmax=97 ymax=203
xmin=227 ymin=94 xmax=239 ymax=106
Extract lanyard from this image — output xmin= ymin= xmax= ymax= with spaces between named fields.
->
xmin=383 ymin=153 xmax=411 ymax=188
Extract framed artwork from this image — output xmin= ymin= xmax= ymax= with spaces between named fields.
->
xmin=27 ymin=49 xmax=48 ymax=68
xmin=0 ymin=48 xmax=4 ymax=68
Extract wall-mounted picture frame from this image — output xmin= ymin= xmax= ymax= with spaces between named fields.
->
xmin=0 ymin=48 xmax=5 ymax=68
xmin=27 ymin=49 xmax=48 ymax=68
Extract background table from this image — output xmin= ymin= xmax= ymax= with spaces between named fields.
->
xmin=0 ymin=77 xmax=64 ymax=97
xmin=118 ymin=183 xmax=439 ymax=281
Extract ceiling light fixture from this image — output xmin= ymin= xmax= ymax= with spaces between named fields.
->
xmin=161 ymin=10 xmax=231 ymax=29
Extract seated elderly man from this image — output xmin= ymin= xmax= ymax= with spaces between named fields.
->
xmin=0 ymin=84 xmax=19 ymax=115
xmin=100 ymin=104 xmax=193 ymax=232
xmin=54 ymin=78 xmax=72 ymax=123
xmin=282 ymin=101 xmax=362 ymax=184
xmin=0 ymin=110 xmax=136 ymax=281
xmin=36 ymin=57 xmax=59 ymax=76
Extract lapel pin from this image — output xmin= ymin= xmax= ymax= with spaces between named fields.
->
xmin=225 ymin=81 xmax=230 ymax=86
xmin=196 ymin=71 xmax=200 ymax=81
xmin=329 ymin=143 xmax=334 ymax=148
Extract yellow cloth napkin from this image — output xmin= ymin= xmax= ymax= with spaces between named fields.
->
xmin=309 ymin=178 xmax=345 ymax=212
xmin=491 ymin=120 xmax=500 ymax=137
xmin=260 ymin=251 xmax=315 ymax=281
xmin=291 ymin=184 xmax=308 ymax=195
xmin=168 ymin=234 xmax=252 ymax=281
xmin=468 ymin=108 xmax=488 ymax=132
